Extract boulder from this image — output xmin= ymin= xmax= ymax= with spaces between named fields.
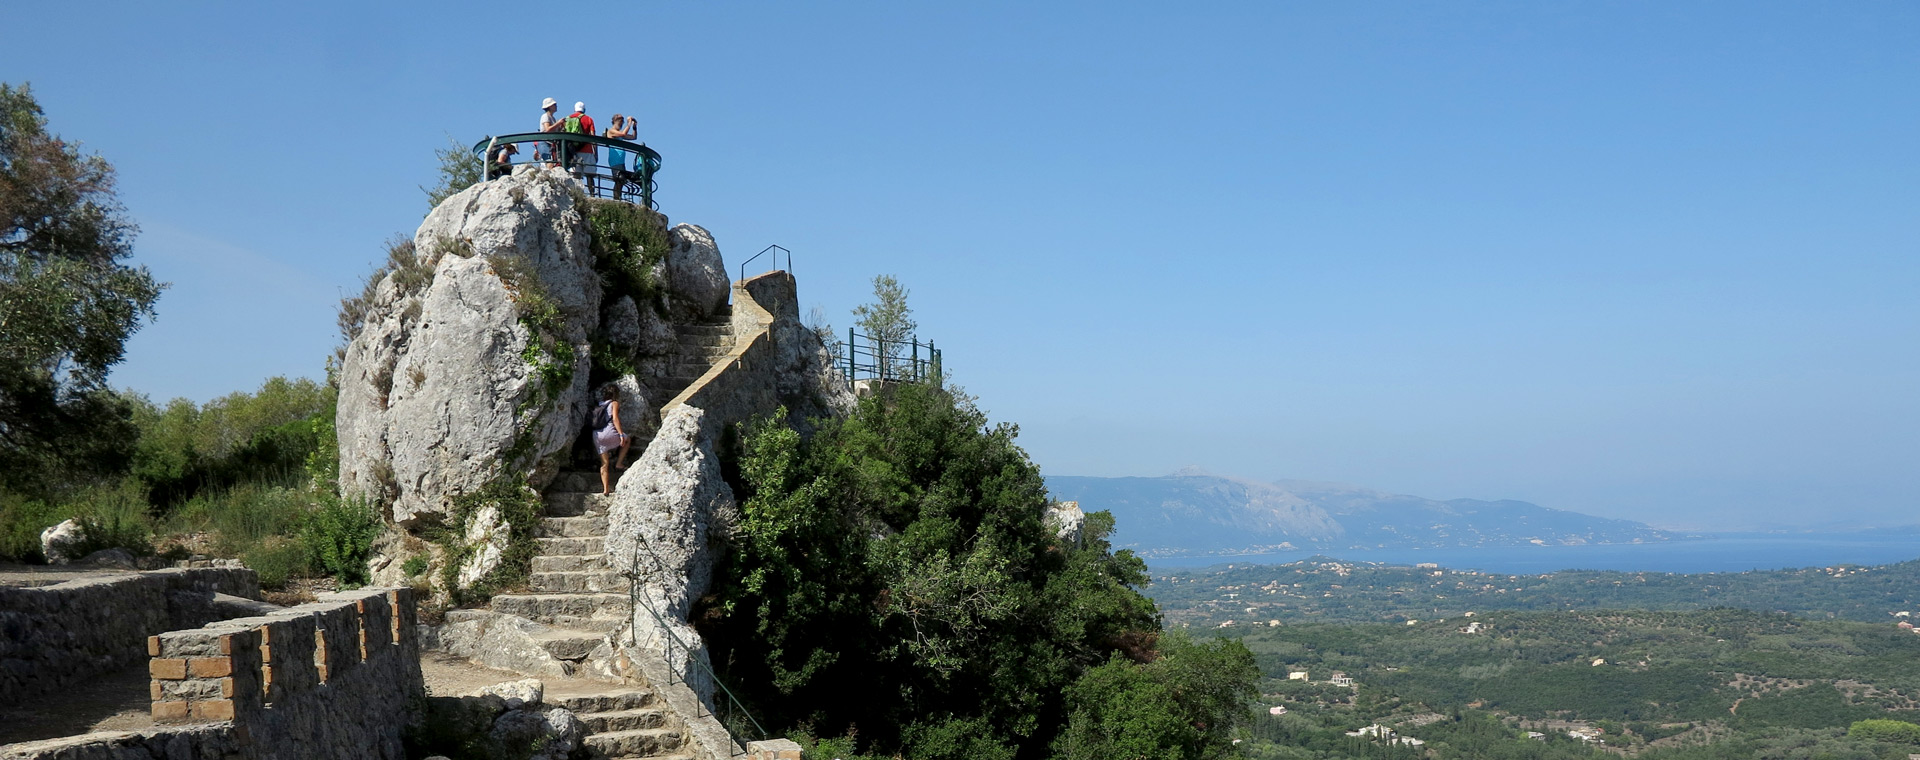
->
xmin=77 ymin=547 xmax=137 ymax=569
xmin=336 ymin=167 xmax=601 ymax=526
xmin=1045 ymin=501 xmax=1087 ymax=546
xmin=490 ymin=706 xmax=584 ymax=760
xmin=456 ymin=504 xmax=510 ymax=589
xmin=476 ymin=678 xmax=544 ymax=710
xmin=603 ymin=406 xmax=737 ymax=703
xmin=39 ymin=518 xmax=84 ymax=565
xmin=664 ymin=224 xmax=728 ymax=319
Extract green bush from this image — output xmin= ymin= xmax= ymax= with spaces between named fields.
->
xmin=1849 ymin=719 xmax=1920 ymax=744
xmin=0 ymin=479 xmax=155 ymax=562
xmin=703 ymin=383 xmax=1189 ymax=757
xmin=303 ymin=495 xmax=381 ymax=588
xmin=243 ymin=536 xmax=311 ymax=589
xmin=438 ymin=477 xmax=542 ymax=605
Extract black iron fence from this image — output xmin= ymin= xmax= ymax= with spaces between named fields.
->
xmin=470 ymin=132 xmax=662 ymax=209
xmin=844 ymin=330 xmax=941 ymax=385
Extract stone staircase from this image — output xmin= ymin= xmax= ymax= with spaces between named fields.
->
xmin=471 ymin=309 xmax=739 ymax=759
xmin=551 ymin=689 xmax=694 ymax=760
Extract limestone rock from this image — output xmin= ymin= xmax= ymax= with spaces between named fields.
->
xmin=664 ymin=224 xmax=728 ymax=319
xmin=39 ymin=519 xmax=84 ymax=565
xmin=490 ymin=705 xmax=584 ymax=760
xmin=77 ymin=548 xmax=137 ymax=569
xmin=476 ymin=678 xmax=544 ymax=710
xmin=456 ymin=504 xmax=509 ymax=589
xmin=603 ymin=405 xmax=736 ymax=703
xmin=336 ymin=167 xmax=600 ymax=527
xmin=1045 ymin=501 xmax=1087 ymax=545
xmin=600 ymin=295 xmax=642 ymax=347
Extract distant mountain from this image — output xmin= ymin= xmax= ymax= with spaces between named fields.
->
xmin=1044 ymin=470 xmax=1671 ymax=558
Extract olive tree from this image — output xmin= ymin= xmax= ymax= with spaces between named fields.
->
xmin=0 ymin=82 xmax=162 ymax=493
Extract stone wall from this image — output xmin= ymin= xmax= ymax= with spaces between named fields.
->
xmin=2 ymin=587 xmax=423 ymax=760
xmin=148 ymin=587 xmax=423 ymax=760
xmin=0 ymin=568 xmax=259 ymax=706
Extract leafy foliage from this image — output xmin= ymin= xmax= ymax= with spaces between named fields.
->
xmin=436 ymin=476 xmax=542 ymax=605
xmin=422 ymin=135 xmax=481 ymax=209
xmin=0 ymin=82 xmax=161 ymax=494
xmin=852 ymin=274 xmax=917 ymax=378
xmin=1848 ymin=718 xmax=1920 ymax=744
xmin=302 ymin=494 xmax=381 ymax=588
xmin=704 ymin=383 xmax=1246 ymax=759
xmin=128 ymin=376 xmax=335 ymax=506
xmin=1056 ymin=632 xmax=1260 ymax=760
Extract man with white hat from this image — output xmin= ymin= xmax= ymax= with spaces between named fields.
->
xmin=536 ymin=97 xmax=560 ymax=165
xmin=560 ymin=101 xmax=597 ymax=190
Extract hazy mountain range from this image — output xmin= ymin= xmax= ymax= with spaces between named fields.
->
xmin=1044 ymin=469 xmax=1672 ymax=558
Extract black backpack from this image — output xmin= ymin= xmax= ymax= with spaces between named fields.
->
xmin=592 ymin=401 xmax=611 ymax=430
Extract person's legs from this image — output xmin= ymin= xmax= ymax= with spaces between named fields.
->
xmin=615 ymin=435 xmax=631 ymax=469
xmin=599 ymin=450 xmax=613 ymax=494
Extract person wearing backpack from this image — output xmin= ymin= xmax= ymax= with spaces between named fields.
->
xmin=591 ymin=384 xmax=630 ymax=494
xmin=562 ymin=101 xmax=597 ymax=191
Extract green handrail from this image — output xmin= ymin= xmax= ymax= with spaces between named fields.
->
xmin=623 ymin=529 xmax=769 ymax=755
xmin=471 ymin=132 xmax=662 ymax=209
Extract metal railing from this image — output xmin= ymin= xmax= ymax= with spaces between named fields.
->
xmin=845 ymin=330 xmax=941 ymax=385
xmin=471 ymin=132 xmax=663 ymax=209
xmin=738 ymin=244 xmax=790 ymax=283
xmin=623 ymin=530 xmax=767 ymax=755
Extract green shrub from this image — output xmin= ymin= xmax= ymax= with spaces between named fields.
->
xmin=129 ymin=377 xmax=335 ymax=507
xmin=1850 ymin=719 xmax=1920 ymax=744
xmin=303 ymin=495 xmax=381 ymax=588
xmin=244 ymin=536 xmax=311 ymax=590
xmin=438 ymin=477 xmax=542 ymax=605
xmin=403 ymin=555 xmax=430 ymax=578
xmin=0 ymin=479 xmax=155 ymax=562
xmin=585 ymin=199 xmax=669 ymax=307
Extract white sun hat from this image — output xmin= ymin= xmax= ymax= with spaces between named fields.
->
xmin=575 ymin=101 xmax=586 ymax=112
xmin=542 ymin=97 xmax=557 ymax=109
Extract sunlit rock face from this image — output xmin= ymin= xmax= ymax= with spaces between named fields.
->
xmin=337 ymin=167 xmax=599 ymax=527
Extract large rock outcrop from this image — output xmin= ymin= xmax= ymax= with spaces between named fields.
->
xmin=662 ymin=224 xmax=729 ymax=320
xmin=337 ymin=168 xmax=600 ymax=526
xmin=602 ymin=406 xmax=736 ymax=700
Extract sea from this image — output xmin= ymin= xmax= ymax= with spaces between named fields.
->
xmin=1141 ymin=533 xmax=1920 ymax=576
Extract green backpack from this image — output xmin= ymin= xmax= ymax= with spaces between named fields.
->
xmin=562 ymin=115 xmax=585 ymax=134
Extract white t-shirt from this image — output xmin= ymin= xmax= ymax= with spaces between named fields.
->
xmin=540 ymin=111 xmax=556 ymax=132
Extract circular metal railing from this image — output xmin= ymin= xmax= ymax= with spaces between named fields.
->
xmin=471 ymin=132 xmax=663 ymax=209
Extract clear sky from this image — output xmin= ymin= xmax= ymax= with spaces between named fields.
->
xmin=5 ymin=2 xmax=1914 ymax=530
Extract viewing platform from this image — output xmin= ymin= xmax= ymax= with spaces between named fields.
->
xmin=471 ymin=133 xmax=662 ymax=209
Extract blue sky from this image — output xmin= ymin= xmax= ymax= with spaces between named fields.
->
xmin=4 ymin=2 xmax=1914 ymax=530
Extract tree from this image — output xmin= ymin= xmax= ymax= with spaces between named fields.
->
xmin=422 ymin=135 xmax=481 ymax=209
xmin=704 ymin=383 xmax=1164 ymax=758
xmin=0 ymin=82 xmax=162 ymax=493
xmin=852 ymin=274 xmax=917 ymax=379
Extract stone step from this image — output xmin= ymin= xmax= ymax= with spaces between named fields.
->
xmin=585 ymin=728 xmax=685 ymax=758
xmin=536 ymin=536 xmax=606 ymax=556
xmin=530 ymin=570 xmax=627 ymax=594
xmin=580 ymin=708 xmax=672 ymax=733
xmin=545 ymin=492 xmax=615 ymax=517
xmin=532 ymin=554 xmax=610 ymax=573
xmin=530 ymin=628 xmax=607 ymax=661
xmin=538 ymin=515 xmax=609 ymax=538
xmin=677 ymin=324 xmax=730 ymax=336
xmin=549 ymin=690 xmax=656 ymax=714
xmin=548 ymin=471 xmax=608 ymax=493
xmin=488 ymin=593 xmax=625 ymax=623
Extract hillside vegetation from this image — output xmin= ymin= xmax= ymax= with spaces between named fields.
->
xmin=1149 ymin=558 xmax=1920 ymax=628
xmin=1226 ymin=608 xmax=1920 ymax=759
xmin=701 ymin=383 xmax=1259 ymax=760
